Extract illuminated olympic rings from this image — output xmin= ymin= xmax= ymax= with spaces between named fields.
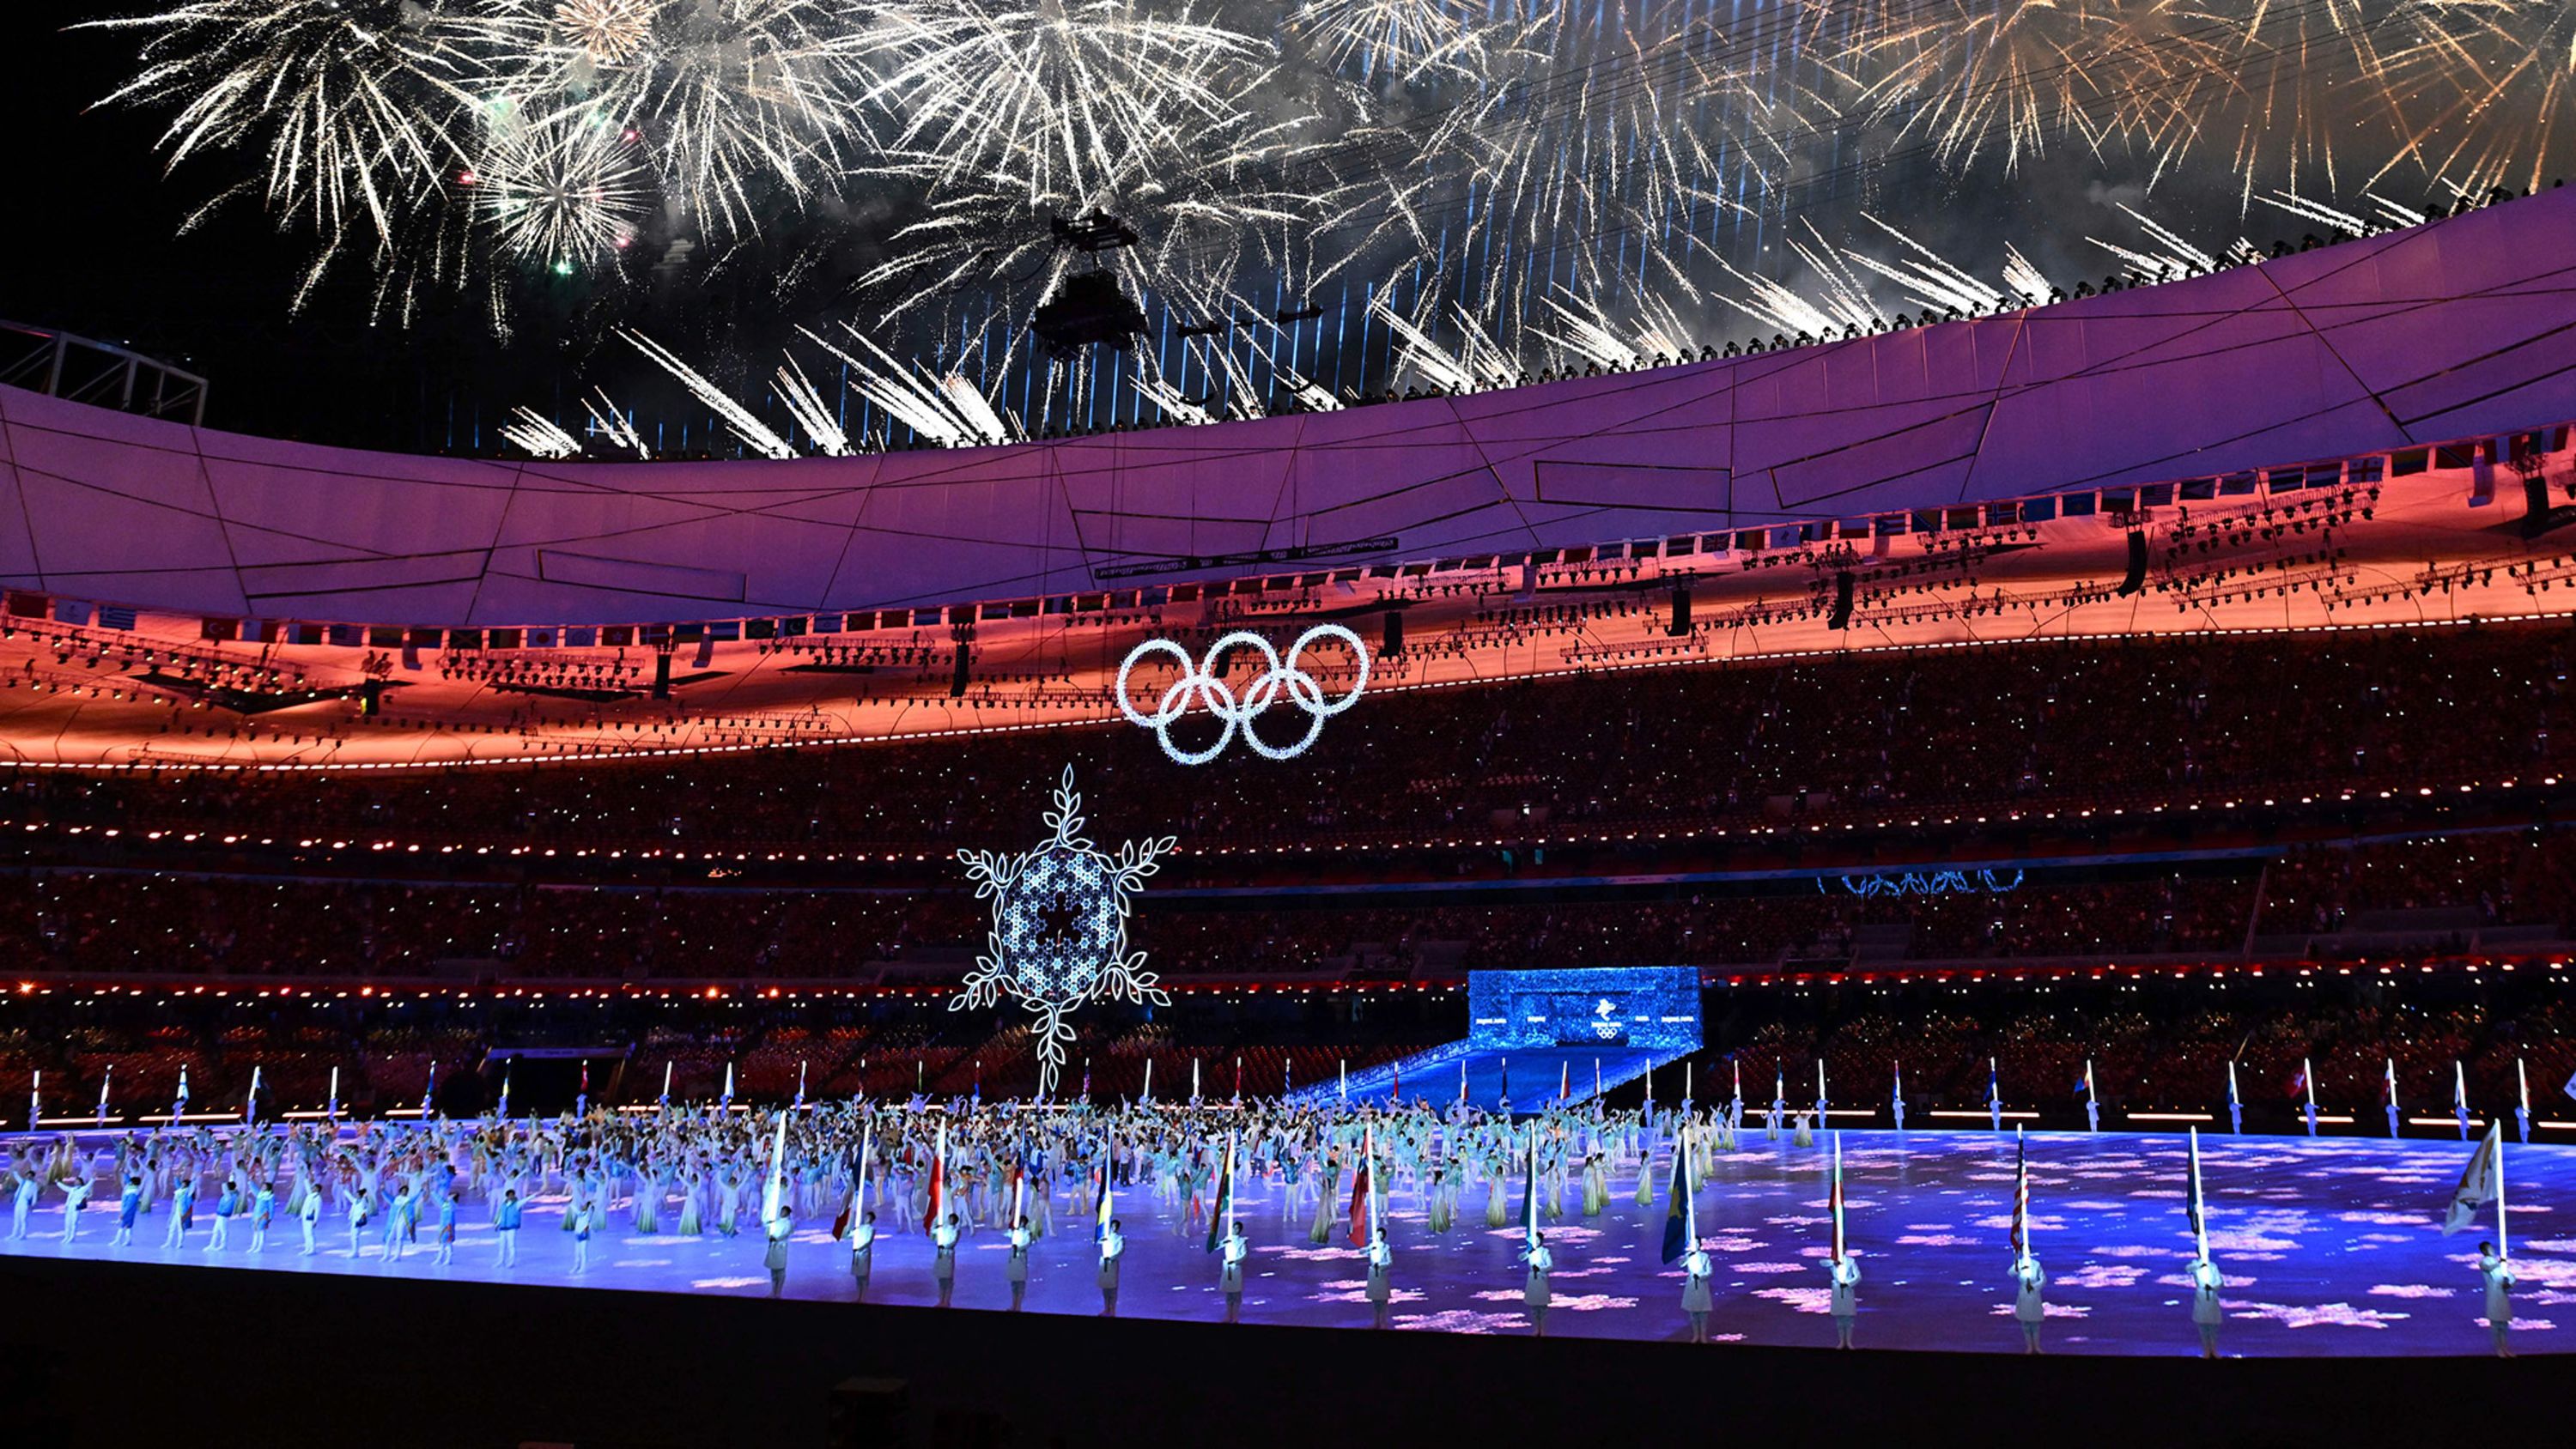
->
xmin=1115 ymin=624 xmax=1371 ymax=764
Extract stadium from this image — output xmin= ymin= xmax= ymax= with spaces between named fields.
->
xmin=7 ymin=0 xmax=2576 ymax=1445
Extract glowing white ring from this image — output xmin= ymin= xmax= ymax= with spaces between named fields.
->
xmin=1115 ymin=624 xmax=1370 ymax=763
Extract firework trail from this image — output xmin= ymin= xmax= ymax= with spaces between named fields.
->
xmin=76 ymin=0 xmax=2576 ymax=442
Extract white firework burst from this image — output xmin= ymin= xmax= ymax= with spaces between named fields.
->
xmin=862 ymin=0 xmax=1273 ymax=203
xmin=563 ymin=0 xmax=878 ymax=233
xmin=85 ymin=0 xmax=505 ymax=240
xmin=1288 ymin=0 xmax=1489 ymax=85
xmin=471 ymin=102 xmax=651 ymax=264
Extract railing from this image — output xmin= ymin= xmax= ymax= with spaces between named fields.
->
xmin=1 ymin=320 xmax=205 ymax=426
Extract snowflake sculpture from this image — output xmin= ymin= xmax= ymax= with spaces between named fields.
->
xmin=953 ymin=768 xmax=1176 ymax=1098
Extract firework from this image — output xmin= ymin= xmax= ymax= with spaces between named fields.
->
xmin=862 ymin=0 xmax=1272 ymax=202
xmin=76 ymin=0 xmax=2576 ymax=440
xmin=501 ymin=405 xmax=582 ymax=458
xmin=2388 ymin=0 xmax=2576 ymax=197
xmin=86 ymin=0 xmax=503 ymax=239
xmin=581 ymin=388 xmax=653 ymax=458
xmin=471 ymin=102 xmax=649 ymax=264
xmin=1288 ymin=0 xmax=1489 ymax=85
xmin=555 ymin=0 xmax=659 ymax=67
xmin=623 ymin=328 xmax=799 ymax=458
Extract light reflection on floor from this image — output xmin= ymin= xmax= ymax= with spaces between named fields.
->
xmin=3 ymin=1131 xmax=2561 ymax=1356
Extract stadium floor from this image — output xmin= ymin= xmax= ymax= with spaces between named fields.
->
xmin=3 ymin=1129 xmax=2562 ymax=1357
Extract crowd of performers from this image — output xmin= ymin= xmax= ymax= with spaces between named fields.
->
xmin=0 ymin=1091 xmax=2527 ymax=1356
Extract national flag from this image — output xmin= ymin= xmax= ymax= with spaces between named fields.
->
xmin=1349 ymin=1125 xmax=1375 ymax=1246
xmin=721 ymin=1062 xmax=734 ymax=1107
xmin=1082 ymin=1059 xmax=1092 ymax=1099
xmin=2008 ymin=1126 xmax=2031 ymax=1257
xmin=1205 ymin=1134 xmax=1236 ymax=1252
xmin=1392 ymin=1063 xmax=1401 ymax=1104
xmin=921 ymin=1123 xmax=948 ymax=1233
xmin=1659 ymin=1125 xmax=1695 ymax=1264
xmin=2444 ymin=1121 xmax=2504 ymax=1244
xmin=175 ymin=1064 xmax=190 ymax=1107
xmin=1095 ymin=1156 xmax=1115 ymax=1242
xmin=2285 ymin=1062 xmax=2308 ymax=1100
xmin=2562 ymin=1067 xmax=2576 ymax=1105
xmin=2442 ymin=1127 xmax=2504 ymax=1240
xmin=1987 ymin=1058 xmax=2001 ymax=1106
xmin=2227 ymin=1060 xmax=2240 ymax=1106
xmin=1500 ymin=1057 xmax=1510 ymax=1102
xmin=2385 ymin=1058 xmax=2399 ymax=1105
xmin=1558 ymin=1061 xmax=1570 ymax=1102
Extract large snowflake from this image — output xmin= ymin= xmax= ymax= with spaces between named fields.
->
xmin=953 ymin=767 xmax=1175 ymax=1098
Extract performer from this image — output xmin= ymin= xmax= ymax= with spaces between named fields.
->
xmin=1218 ymin=1218 xmax=1249 ymax=1323
xmin=1523 ymin=1230 xmax=1553 ymax=1337
xmin=2011 ymin=1252 xmax=2048 ymax=1354
xmin=433 ymin=1191 xmax=459 ymax=1266
xmin=205 ymin=1176 xmax=238 ymax=1252
xmin=56 ymin=1169 xmax=92 ymax=1244
xmin=764 ymin=1204 xmax=793 ymax=1298
xmin=1680 ymin=1241 xmax=1713 ymax=1343
xmin=1097 ymin=1216 xmax=1125 ymax=1317
xmin=1005 ymin=1215 xmax=1032 ymax=1311
xmin=380 ymin=1183 xmax=414 ymax=1262
xmin=849 ymin=1210 xmax=876 ymax=1300
xmin=2478 ymin=1240 xmax=2516 ymax=1358
xmin=570 ymin=1197 xmax=594 ymax=1275
xmin=933 ymin=1212 xmax=961 ymax=1307
xmin=11 ymin=1160 xmax=38 ymax=1239
xmin=1829 ymin=1254 xmax=1861 ymax=1349
xmin=299 ymin=1179 xmax=323 ymax=1256
xmin=1364 ymin=1225 xmax=1394 ymax=1331
xmin=163 ymin=1172 xmax=195 ymax=1250
xmin=2189 ymin=1252 xmax=2225 ymax=1359
xmin=112 ymin=1173 xmax=141 ymax=1248
xmin=250 ymin=1180 xmax=275 ymax=1253
xmin=495 ymin=1188 xmax=522 ymax=1266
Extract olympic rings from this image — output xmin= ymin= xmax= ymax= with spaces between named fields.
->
xmin=1115 ymin=624 xmax=1371 ymax=764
